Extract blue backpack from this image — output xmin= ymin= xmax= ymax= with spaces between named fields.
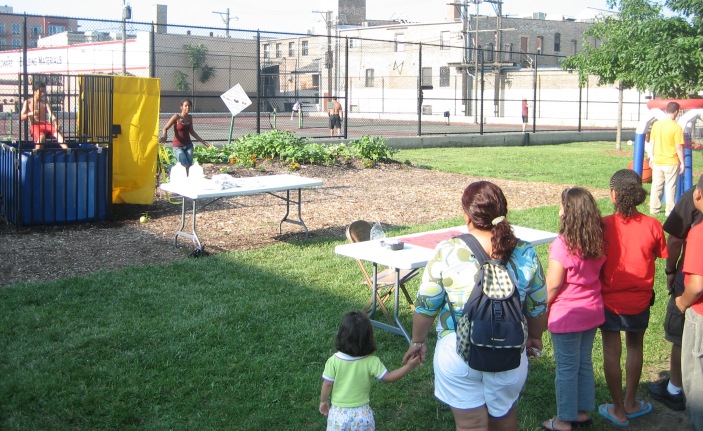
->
xmin=447 ymin=234 xmax=526 ymax=372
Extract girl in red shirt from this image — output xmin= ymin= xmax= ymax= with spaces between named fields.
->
xmin=598 ymin=169 xmax=668 ymax=426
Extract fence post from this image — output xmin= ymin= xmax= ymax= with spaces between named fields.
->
xmin=343 ymin=36 xmax=349 ymax=140
xmin=256 ymin=31 xmax=261 ymax=134
xmin=417 ymin=43 xmax=422 ymax=137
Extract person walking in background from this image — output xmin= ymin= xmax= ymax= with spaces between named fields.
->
xmin=290 ymin=99 xmax=301 ymax=120
xmin=159 ymin=99 xmax=211 ymax=172
xmin=20 ymin=81 xmax=67 ymax=149
xmin=649 ymin=101 xmax=685 ymax=216
xmin=598 ymin=169 xmax=667 ymax=426
xmin=320 ymin=311 xmax=420 ymax=431
xmin=542 ymin=187 xmax=606 ymax=431
xmin=649 ymin=183 xmax=703 ymax=411
xmin=403 ymin=181 xmax=547 ymax=431
xmin=521 ymin=98 xmax=529 ymax=132
xmin=675 ymin=174 xmax=703 ymax=431
xmin=328 ymin=96 xmax=343 ymax=137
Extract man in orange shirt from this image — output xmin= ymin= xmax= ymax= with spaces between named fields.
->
xmin=649 ymin=102 xmax=685 ymax=216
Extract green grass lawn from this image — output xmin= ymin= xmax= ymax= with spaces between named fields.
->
xmin=2 ymin=141 xmax=700 ymax=430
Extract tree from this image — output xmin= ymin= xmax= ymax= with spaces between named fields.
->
xmin=173 ymin=44 xmax=217 ymax=108
xmin=561 ymin=0 xmax=703 ymax=148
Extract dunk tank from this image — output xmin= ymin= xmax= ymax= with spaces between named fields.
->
xmin=0 ymin=74 xmax=113 ymax=226
xmin=632 ymin=99 xmax=703 ymax=202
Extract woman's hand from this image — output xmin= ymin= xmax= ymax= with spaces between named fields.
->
xmin=158 ymin=135 xmax=167 ymax=144
xmin=403 ymin=342 xmax=427 ymax=365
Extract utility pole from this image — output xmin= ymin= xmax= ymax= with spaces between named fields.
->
xmin=212 ymin=8 xmax=236 ymax=37
xmin=122 ymin=1 xmax=131 ymax=75
xmin=313 ymin=10 xmax=334 ymax=108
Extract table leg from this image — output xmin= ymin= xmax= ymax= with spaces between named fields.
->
xmin=270 ymin=188 xmax=311 ymax=238
xmin=369 ymin=267 xmax=411 ymax=344
xmin=172 ymin=197 xmax=202 ymax=250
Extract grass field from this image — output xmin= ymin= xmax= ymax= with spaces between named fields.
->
xmin=1 ymin=141 xmax=701 ymax=430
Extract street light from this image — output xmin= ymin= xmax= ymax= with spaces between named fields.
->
xmin=122 ymin=1 xmax=131 ymax=75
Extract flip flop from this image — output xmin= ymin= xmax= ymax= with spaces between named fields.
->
xmin=542 ymin=418 xmax=569 ymax=431
xmin=598 ymin=403 xmax=630 ymax=427
xmin=626 ymin=400 xmax=653 ymax=419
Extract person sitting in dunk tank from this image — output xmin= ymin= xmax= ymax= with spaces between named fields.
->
xmin=20 ymin=81 xmax=67 ymax=149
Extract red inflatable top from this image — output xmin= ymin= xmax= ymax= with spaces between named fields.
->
xmin=647 ymin=99 xmax=703 ymax=110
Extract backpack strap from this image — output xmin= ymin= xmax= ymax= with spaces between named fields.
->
xmin=456 ymin=234 xmax=489 ymax=266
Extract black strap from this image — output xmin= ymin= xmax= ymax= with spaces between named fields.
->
xmin=457 ymin=234 xmax=489 ymax=266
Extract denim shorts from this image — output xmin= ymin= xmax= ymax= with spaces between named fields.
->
xmin=600 ymin=307 xmax=650 ymax=332
xmin=172 ymin=144 xmax=194 ymax=167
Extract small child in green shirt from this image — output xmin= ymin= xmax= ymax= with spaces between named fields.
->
xmin=319 ymin=311 xmax=420 ymax=431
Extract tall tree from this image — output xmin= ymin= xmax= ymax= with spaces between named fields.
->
xmin=561 ymin=0 xmax=703 ymax=148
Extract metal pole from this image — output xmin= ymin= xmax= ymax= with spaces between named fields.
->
xmin=418 ymin=44 xmax=422 ymax=136
xmin=343 ymin=37 xmax=349 ymax=139
xmin=122 ymin=4 xmax=127 ymax=75
xmin=473 ymin=1 xmax=479 ymax=124
xmin=256 ymin=31 xmax=261 ymax=134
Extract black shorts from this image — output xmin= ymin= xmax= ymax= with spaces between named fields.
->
xmin=664 ymin=290 xmax=685 ymax=346
xmin=522 ymin=115 xmax=528 ymax=123
xmin=600 ymin=307 xmax=650 ymax=332
xmin=329 ymin=114 xmax=341 ymax=129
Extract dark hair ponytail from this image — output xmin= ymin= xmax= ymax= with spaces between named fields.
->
xmin=461 ymin=181 xmax=517 ymax=261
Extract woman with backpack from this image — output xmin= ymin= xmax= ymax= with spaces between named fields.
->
xmin=402 ymin=181 xmax=548 ymax=431
xmin=542 ymin=187 xmax=606 ymax=431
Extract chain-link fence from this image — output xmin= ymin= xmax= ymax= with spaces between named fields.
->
xmin=2 ymin=12 xmax=650 ymax=143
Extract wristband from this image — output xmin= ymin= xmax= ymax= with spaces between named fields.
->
xmin=411 ymin=340 xmax=425 ymax=347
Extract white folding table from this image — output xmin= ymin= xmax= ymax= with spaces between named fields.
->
xmin=160 ymin=174 xmax=323 ymax=251
xmin=334 ymin=224 xmax=557 ymax=343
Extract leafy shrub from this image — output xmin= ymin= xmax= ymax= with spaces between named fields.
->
xmin=173 ymin=131 xmax=397 ymax=168
xmin=348 ymin=135 xmax=397 ymax=164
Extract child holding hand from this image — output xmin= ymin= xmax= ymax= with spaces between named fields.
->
xmin=320 ymin=311 xmax=420 ymax=431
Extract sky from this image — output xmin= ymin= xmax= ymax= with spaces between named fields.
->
xmin=7 ymin=0 xmax=615 ymax=34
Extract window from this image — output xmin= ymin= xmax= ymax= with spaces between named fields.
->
xmin=12 ymin=23 xmax=20 ymax=34
xmin=48 ymin=25 xmax=65 ymax=34
xmin=365 ymin=68 xmax=374 ymax=87
xmin=439 ymin=66 xmax=450 ymax=87
xmin=302 ymin=40 xmax=309 ymax=56
xmin=503 ymin=43 xmax=513 ymax=61
xmin=485 ymin=43 xmax=494 ymax=63
xmin=12 ymin=39 xmax=20 ymax=48
xmin=440 ymin=31 xmax=450 ymax=50
xmin=275 ymin=43 xmax=281 ymax=58
xmin=288 ymin=42 xmax=294 ymax=57
xmin=571 ymin=39 xmax=578 ymax=55
xmin=421 ymin=67 xmax=432 ymax=87
xmin=31 ymin=26 xmax=42 ymax=37
xmin=312 ymin=74 xmax=319 ymax=87
xmin=554 ymin=33 xmax=561 ymax=52
xmin=263 ymin=44 xmax=270 ymax=59
xmin=395 ymin=33 xmax=404 ymax=52
xmin=0 ymin=24 xmax=5 ymax=35
xmin=536 ymin=36 xmax=543 ymax=54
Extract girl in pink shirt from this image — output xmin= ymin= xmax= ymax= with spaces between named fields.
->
xmin=542 ymin=187 xmax=606 ymax=431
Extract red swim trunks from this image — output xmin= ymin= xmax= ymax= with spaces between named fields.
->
xmin=30 ymin=122 xmax=57 ymax=143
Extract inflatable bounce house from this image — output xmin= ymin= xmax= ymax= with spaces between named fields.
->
xmin=632 ymin=99 xmax=703 ymax=203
